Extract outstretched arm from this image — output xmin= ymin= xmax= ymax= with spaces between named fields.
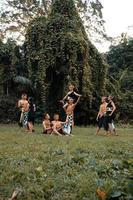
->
xmin=61 ymin=121 xmax=67 ymax=125
xmin=62 ymin=94 xmax=68 ymax=101
xmin=74 ymin=92 xmax=82 ymax=97
xmin=74 ymin=96 xmax=81 ymax=107
xmin=62 ymin=91 xmax=73 ymax=101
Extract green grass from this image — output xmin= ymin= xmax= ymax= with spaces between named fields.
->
xmin=0 ymin=125 xmax=133 ymax=200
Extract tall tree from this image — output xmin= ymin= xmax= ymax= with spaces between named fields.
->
xmin=0 ymin=39 xmax=17 ymax=96
xmin=88 ymin=41 xmax=107 ymax=96
xmin=26 ymin=0 xmax=92 ymax=111
xmin=25 ymin=16 xmax=48 ymax=104
xmin=107 ymin=39 xmax=133 ymax=92
xmin=106 ymin=39 xmax=133 ymax=122
xmin=0 ymin=0 xmax=108 ymax=46
xmin=25 ymin=0 xmax=107 ymax=124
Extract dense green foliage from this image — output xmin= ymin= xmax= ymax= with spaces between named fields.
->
xmin=26 ymin=0 xmax=92 ymax=109
xmin=0 ymin=125 xmax=133 ymax=199
xmin=106 ymin=40 xmax=133 ymax=123
xmin=0 ymin=39 xmax=32 ymax=122
xmin=0 ymin=0 xmax=132 ymax=124
xmin=25 ymin=0 xmax=107 ymax=124
xmin=0 ymin=0 xmax=107 ymax=44
xmin=0 ymin=39 xmax=16 ymax=96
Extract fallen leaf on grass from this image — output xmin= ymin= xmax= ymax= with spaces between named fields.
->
xmin=96 ymin=188 xmax=107 ymax=200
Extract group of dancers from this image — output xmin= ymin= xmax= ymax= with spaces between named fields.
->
xmin=96 ymin=96 xmax=118 ymax=136
xmin=18 ymin=83 xmax=117 ymax=136
xmin=17 ymin=84 xmax=81 ymax=136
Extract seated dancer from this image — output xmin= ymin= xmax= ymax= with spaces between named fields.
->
xmin=27 ymin=97 xmax=36 ymax=133
xmin=96 ymin=96 xmax=107 ymax=135
xmin=105 ymin=95 xmax=117 ymax=136
xmin=60 ymin=84 xmax=81 ymax=109
xmin=42 ymin=113 xmax=52 ymax=134
xmin=51 ymin=114 xmax=67 ymax=136
xmin=18 ymin=93 xmax=29 ymax=129
xmin=64 ymin=96 xmax=81 ymax=134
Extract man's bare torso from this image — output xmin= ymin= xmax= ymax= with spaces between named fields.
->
xmin=43 ymin=119 xmax=51 ymax=129
xmin=52 ymin=121 xmax=62 ymax=130
xmin=18 ymin=99 xmax=29 ymax=112
xmin=99 ymin=102 xmax=107 ymax=117
xmin=66 ymin=104 xmax=75 ymax=115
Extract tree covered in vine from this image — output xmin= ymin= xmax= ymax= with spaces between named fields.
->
xmin=25 ymin=0 xmax=107 ymax=123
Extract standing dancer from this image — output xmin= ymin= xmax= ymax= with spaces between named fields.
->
xmin=63 ymin=96 xmax=81 ymax=134
xmin=106 ymin=96 xmax=118 ymax=136
xmin=105 ymin=96 xmax=117 ymax=135
xmin=96 ymin=96 xmax=107 ymax=135
xmin=18 ymin=93 xmax=29 ymax=129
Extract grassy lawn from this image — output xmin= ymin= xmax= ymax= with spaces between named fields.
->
xmin=0 ymin=124 xmax=133 ymax=200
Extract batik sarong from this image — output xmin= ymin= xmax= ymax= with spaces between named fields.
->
xmin=22 ymin=112 xmax=28 ymax=127
xmin=66 ymin=114 xmax=74 ymax=134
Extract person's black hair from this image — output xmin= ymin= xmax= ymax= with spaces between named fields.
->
xmin=21 ymin=93 xmax=27 ymax=96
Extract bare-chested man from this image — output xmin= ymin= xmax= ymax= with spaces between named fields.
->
xmin=96 ymin=96 xmax=107 ymax=135
xmin=64 ymin=96 xmax=81 ymax=134
xmin=51 ymin=114 xmax=66 ymax=136
xmin=18 ymin=93 xmax=29 ymax=128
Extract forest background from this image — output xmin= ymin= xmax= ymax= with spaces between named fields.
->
xmin=0 ymin=0 xmax=133 ymax=125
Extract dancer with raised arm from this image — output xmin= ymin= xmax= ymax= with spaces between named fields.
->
xmin=60 ymin=84 xmax=81 ymax=109
xmin=63 ymin=96 xmax=81 ymax=134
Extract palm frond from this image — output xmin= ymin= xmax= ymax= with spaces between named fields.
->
xmin=14 ymin=76 xmax=32 ymax=86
